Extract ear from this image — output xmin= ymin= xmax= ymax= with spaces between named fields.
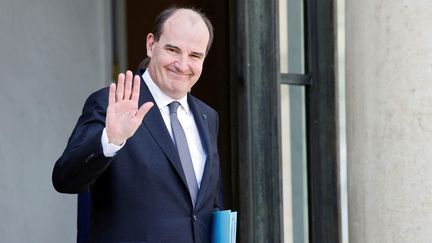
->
xmin=146 ymin=33 xmax=155 ymax=57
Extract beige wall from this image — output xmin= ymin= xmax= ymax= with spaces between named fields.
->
xmin=0 ymin=0 xmax=111 ymax=242
xmin=346 ymin=1 xmax=432 ymax=242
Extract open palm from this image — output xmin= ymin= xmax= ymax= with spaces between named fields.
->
xmin=106 ymin=70 xmax=153 ymax=145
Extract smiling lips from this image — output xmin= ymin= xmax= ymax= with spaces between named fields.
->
xmin=167 ymin=66 xmax=193 ymax=79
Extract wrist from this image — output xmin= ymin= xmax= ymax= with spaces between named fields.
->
xmin=102 ymin=128 xmax=125 ymax=157
xmin=106 ymin=128 xmax=125 ymax=146
xmin=108 ymin=138 xmax=125 ymax=146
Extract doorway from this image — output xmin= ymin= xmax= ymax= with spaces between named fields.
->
xmin=116 ymin=0 xmax=234 ymax=209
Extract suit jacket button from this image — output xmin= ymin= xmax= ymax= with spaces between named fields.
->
xmin=85 ymin=153 xmax=95 ymax=163
xmin=193 ymin=215 xmax=197 ymax=221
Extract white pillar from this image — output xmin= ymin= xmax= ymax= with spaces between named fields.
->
xmin=346 ymin=1 xmax=432 ymax=242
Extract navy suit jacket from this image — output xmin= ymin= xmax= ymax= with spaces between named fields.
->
xmin=53 ymin=70 xmax=223 ymax=243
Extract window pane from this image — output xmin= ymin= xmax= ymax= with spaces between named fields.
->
xmin=281 ymin=84 xmax=308 ymax=243
xmin=279 ymin=0 xmax=305 ymax=74
xmin=279 ymin=0 xmax=308 ymax=241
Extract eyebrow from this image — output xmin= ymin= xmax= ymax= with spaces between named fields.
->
xmin=164 ymin=44 xmax=180 ymax=51
xmin=164 ymin=44 xmax=205 ymax=58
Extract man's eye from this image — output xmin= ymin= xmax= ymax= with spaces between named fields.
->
xmin=166 ymin=48 xmax=179 ymax=54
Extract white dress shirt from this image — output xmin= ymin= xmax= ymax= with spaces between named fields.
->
xmin=101 ymin=70 xmax=207 ymax=186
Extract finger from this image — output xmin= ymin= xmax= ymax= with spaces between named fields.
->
xmin=136 ymin=102 xmax=154 ymax=121
xmin=108 ymin=83 xmax=116 ymax=106
xmin=116 ymin=73 xmax=125 ymax=101
xmin=131 ymin=74 xmax=141 ymax=102
xmin=124 ymin=70 xmax=133 ymax=100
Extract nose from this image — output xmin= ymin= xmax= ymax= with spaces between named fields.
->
xmin=174 ymin=55 xmax=189 ymax=72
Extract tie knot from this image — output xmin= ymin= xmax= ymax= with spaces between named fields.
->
xmin=169 ymin=101 xmax=181 ymax=114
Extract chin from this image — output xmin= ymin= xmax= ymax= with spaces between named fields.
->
xmin=171 ymin=89 xmax=188 ymax=98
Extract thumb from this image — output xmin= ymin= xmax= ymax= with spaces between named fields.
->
xmin=136 ymin=102 xmax=154 ymax=121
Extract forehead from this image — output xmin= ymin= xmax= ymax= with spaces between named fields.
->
xmin=159 ymin=10 xmax=210 ymax=52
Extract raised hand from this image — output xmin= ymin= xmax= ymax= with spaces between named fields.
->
xmin=106 ymin=70 xmax=154 ymax=145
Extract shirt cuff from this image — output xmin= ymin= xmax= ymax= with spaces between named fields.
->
xmin=101 ymin=128 xmax=125 ymax=157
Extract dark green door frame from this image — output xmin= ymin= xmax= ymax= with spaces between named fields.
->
xmin=229 ymin=0 xmax=282 ymax=242
xmin=229 ymin=0 xmax=340 ymax=242
xmin=305 ymin=0 xmax=340 ymax=242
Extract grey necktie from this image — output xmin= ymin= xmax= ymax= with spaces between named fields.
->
xmin=169 ymin=101 xmax=199 ymax=206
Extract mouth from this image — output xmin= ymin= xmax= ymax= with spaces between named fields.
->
xmin=167 ymin=69 xmax=192 ymax=79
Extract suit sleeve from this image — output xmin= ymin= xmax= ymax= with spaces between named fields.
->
xmin=52 ymin=89 xmax=114 ymax=194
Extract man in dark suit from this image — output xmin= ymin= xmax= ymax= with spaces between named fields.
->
xmin=52 ymin=7 xmax=223 ymax=243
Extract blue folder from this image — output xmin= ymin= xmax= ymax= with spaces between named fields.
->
xmin=211 ymin=210 xmax=237 ymax=243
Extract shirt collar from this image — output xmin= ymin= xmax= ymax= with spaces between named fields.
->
xmin=142 ymin=70 xmax=190 ymax=114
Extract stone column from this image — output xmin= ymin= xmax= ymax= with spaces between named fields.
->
xmin=346 ymin=1 xmax=432 ymax=242
xmin=0 ymin=0 xmax=111 ymax=242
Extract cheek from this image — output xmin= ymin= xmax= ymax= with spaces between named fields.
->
xmin=191 ymin=63 xmax=204 ymax=76
xmin=159 ymin=57 xmax=177 ymax=71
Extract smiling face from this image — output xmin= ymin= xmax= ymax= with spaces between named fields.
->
xmin=146 ymin=9 xmax=210 ymax=100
